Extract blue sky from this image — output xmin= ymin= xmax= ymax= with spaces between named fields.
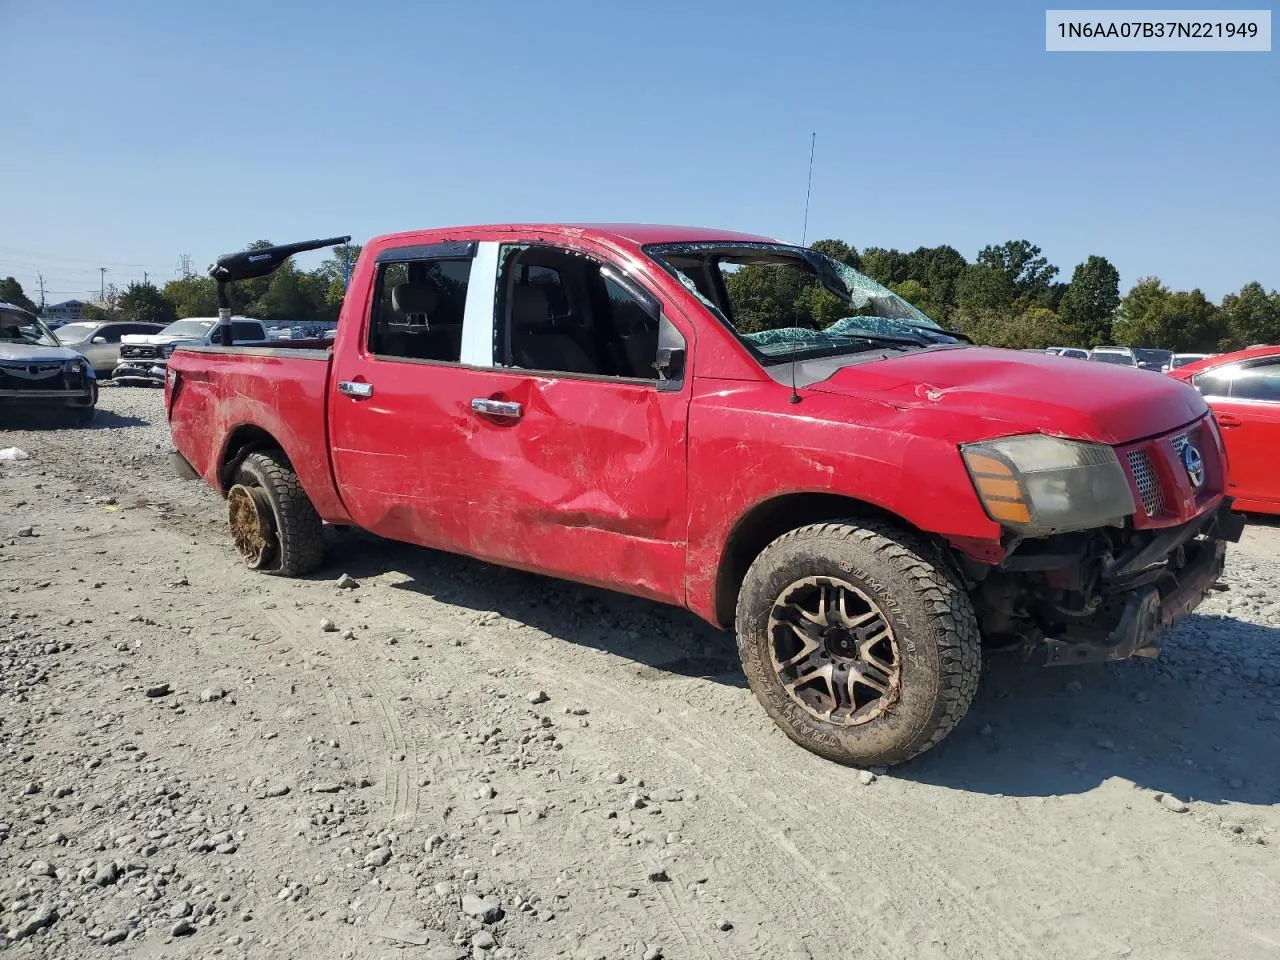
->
xmin=1 ymin=0 xmax=1275 ymax=305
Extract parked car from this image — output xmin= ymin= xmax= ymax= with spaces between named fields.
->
xmin=0 ymin=301 xmax=97 ymax=424
xmin=52 ymin=320 xmax=166 ymax=378
xmin=1167 ymin=345 xmax=1280 ymax=515
xmin=1133 ymin=348 xmax=1173 ymax=371
xmin=1046 ymin=346 xmax=1089 ymax=360
xmin=1089 ymin=346 xmax=1138 ymax=366
xmin=1163 ymin=352 xmax=1215 ymax=373
xmin=166 ymin=226 xmax=1242 ymax=768
xmin=114 ymin=316 xmax=268 ymax=385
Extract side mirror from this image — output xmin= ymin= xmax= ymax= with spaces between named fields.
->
xmin=91 ymin=336 xmax=107 ymax=344
xmin=654 ymin=346 xmax=686 ymax=385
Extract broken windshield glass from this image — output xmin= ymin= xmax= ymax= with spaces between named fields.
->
xmin=643 ymin=241 xmax=960 ymax=364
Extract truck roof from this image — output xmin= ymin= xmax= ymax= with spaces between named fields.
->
xmin=372 ymin=223 xmax=786 ymax=248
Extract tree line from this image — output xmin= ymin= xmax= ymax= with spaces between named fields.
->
xmin=4 ymin=237 xmax=1276 ymax=351
xmin=730 ymin=238 xmax=1278 ymax=352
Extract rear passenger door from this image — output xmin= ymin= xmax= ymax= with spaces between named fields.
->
xmin=328 ymin=241 xmax=499 ymax=553
xmin=458 ymin=241 xmax=694 ymax=604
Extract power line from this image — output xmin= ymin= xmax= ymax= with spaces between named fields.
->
xmin=0 ymin=244 xmax=153 ymax=268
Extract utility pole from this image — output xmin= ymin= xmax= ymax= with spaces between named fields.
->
xmin=99 ymin=267 xmax=106 ymax=302
xmin=143 ymin=271 xmax=149 ymax=286
xmin=37 ymin=272 xmax=46 ymax=312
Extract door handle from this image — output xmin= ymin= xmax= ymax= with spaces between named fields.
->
xmin=470 ymin=398 xmax=523 ymax=419
xmin=338 ymin=380 xmax=373 ymax=399
xmin=1215 ymin=413 xmax=1242 ymax=428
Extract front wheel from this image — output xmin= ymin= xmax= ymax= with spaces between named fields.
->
xmin=228 ymin=449 xmax=325 ymax=577
xmin=735 ymin=520 xmax=981 ymax=767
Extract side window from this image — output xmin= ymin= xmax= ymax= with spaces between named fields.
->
xmin=1231 ymin=361 xmax=1280 ymax=402
xmin=98 ymin=325 xmax=125 ymax=343
xmin=230 ymin=321 xmax=263 ymax=341
xmin=369 ymin=258 xmax=471 ymax=363
xmin=495 ymin=244 xmax=664 ymax=381
xmin=1193 ymin=368 xmax=1233 ymax=399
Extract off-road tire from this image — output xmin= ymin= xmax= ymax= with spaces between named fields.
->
xmin=735 ymin=519 xmax=981 ymax=767
xmin=231 ymin=450 xmax=325 ymax=577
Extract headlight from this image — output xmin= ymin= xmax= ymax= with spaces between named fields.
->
xmin=961 ymin=435 xmax=1136 ymax=535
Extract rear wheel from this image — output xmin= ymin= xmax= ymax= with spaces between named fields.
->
xmin=228 ymin=449 xmax=325 ymax=577
xmin=735 ymin=520 xmax=981 ymax=767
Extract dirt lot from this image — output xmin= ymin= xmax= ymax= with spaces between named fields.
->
xmin=2 ymin=387 xmax=1279 ymax=960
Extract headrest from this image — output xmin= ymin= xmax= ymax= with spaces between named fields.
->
xmin=391 ymin=282 xmax=437 ymax=317
xmin=511 ymin=284 xmax=550 ymax=328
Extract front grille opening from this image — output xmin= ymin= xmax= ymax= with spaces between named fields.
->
xmin=1127 ymin=449 xmax=1163 ymax=516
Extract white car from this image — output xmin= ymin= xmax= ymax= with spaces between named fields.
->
xmin=1046 ymin=346 xmax=1089 ymax=360
xmin=1088 ymin=346 xmax=1138 ymax=366
xmin=114 ymin=316 xmax=268 ymax=385
xmin=1162 ymin=352 xmax=1215 ymax=373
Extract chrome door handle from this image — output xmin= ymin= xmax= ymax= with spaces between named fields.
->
xmin=338 ymin=380 xmax=373 ymax=398
xmin=470 ymin=398 xmax=522 ymax=419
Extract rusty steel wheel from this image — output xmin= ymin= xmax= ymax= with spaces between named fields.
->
xmin=768 ymin=576 xmax=902 ymax=726
xmin=227 ymin=482 xmax=277 ymax=570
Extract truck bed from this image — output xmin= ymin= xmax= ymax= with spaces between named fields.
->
xmin=166 ymin=344 xmax=352 ymax=523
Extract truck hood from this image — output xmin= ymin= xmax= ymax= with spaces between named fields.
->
xmin=0 ymin=342 xmax=81 ymax=364
xmin=807 ymin=346 xmax=1208 ymax=445
xmin=120 ymin=333 xmax=201 ymax=345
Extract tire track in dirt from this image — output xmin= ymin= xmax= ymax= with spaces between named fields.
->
xmin=474 ymin=629 xmax=1034 ymax=960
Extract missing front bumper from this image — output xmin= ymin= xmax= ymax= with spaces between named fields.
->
xmin=1043 ymin=535 xmax=1227 ymax=666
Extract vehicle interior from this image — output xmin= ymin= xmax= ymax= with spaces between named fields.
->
xmin=496 ymin=245 xmax=660 ymax=379
xmin=370 ymin=259 xmax=471 ymax=362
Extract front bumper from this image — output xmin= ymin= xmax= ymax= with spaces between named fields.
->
xmin=112 ymin=360 xmax=167 ymax=384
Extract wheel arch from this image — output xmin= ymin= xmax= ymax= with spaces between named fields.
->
xmin=712 ymin=492 xmax=937 ymax=629
xmin=218 ymin=424 xmax=290 ymax=492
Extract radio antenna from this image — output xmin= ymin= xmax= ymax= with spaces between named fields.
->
xmin=800 ymin=132 xmax=816 ymax=246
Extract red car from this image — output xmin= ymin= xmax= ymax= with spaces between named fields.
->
xmin=165 ymin=225 xmax=1242 ymax=767
xmin=1167 ymin=344 xmax=1280 ymax=515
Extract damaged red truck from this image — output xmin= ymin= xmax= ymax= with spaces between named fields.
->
xmin=166 ymin=224 xmax=1243 ymax=767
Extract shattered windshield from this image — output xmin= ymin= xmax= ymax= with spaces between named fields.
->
xmin=644 ymin=241 xmax=960 ymax=364
xmin=0 ymin=309 xmax=60 ymax=347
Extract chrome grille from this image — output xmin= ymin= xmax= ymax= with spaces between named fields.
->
xmin=1127 ymin=449 xmax=1163 ymax=516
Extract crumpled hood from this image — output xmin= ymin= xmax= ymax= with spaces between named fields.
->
xmin=807 ymin=346 xmax=1209 ymax=445
xmin=0 ymin=342 xmax=81 ymax=364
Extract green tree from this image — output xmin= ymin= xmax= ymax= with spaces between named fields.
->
xmin=859 ymin=247 xmax=911 ymax=287
xmin=1113 ymin=278 xmax=1224 ymax=352
xmin=161 ymin=276 xmax=219 ymax=317
xmin=1058 ymin=255 xmax=1120 ymax=346
xmin=977 ymin=240 xmax=1059 ymax=300
xmin=1219 ymin=281 xmax=1280 ymax=349
xmin=118 ymin=281 xmax=178 ymax=326
xmin=956 ymin=263 xmax=1016 ymax=313
xmin=251 ymin=264 xmax=317 ymax=322
xmin=808 ymin=239 xmax=860 ymax=269
xmin=905 ymin=245 xmax=967 ymax=321
xmin=0 ymin=276 xmax=38 ymax=314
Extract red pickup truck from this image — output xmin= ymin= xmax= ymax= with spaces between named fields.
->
xmin=166 ymin=224 xmax=1243 ymax=767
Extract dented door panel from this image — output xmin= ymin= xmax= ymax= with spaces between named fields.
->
xmin=464 ymin=371 xmax=691 ymax=604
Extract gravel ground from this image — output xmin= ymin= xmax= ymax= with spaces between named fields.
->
xmin=2 ymin=386 xmax=1279 ymax=960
